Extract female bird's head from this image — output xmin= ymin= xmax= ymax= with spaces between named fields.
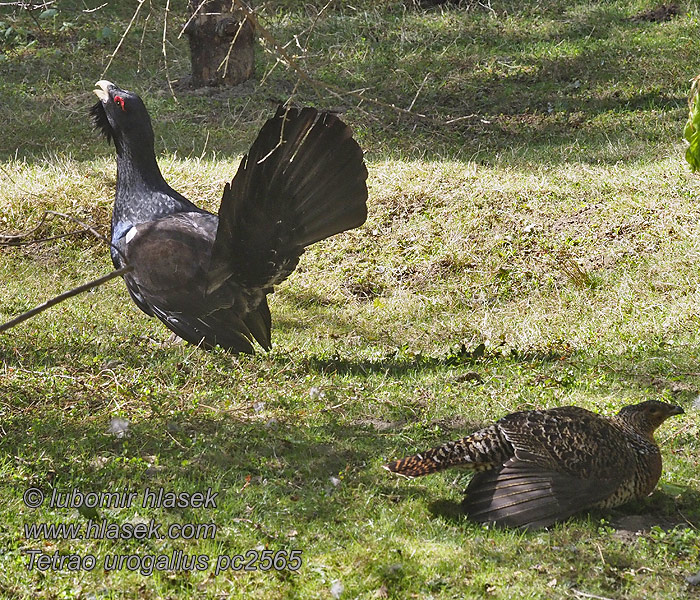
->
xmin=91 ymin=80 xmax=154 ymax=154
xmin=616 ymin=400 xmax=684 ymax=440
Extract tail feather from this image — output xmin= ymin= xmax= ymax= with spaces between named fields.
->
xmin=385 ymin=449 xmax=454 ymax=477
xmin=385 ymin=425 xmax=513 ymax=478
xmin=462 ymin=468 xmax=572 ymax=529
xmin=242 ymin=297 xmax=272 ymax=351
xmin=208 ymin=106 xmax=368 ymax=293
xmin=149 ymin=305 xmax=256 ymax=354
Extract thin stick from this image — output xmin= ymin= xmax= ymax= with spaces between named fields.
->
xmin=407 ymin=73 xmax=430 ymax=113
xmin=0 ymin=266 xmax=133 ymax=333
xmin=302 ymin=0 xmax=333 ymax=49
xmin=0 ymin=211 xmax=51 ymax=242
xmin=232 ymin=1 xmax=448 ymax=124
xmin=82 ymin=3 xmax=107 ymax=13
xmin=217 ymin=15 xmax=247 ymax=77
xmin=0 ymin=1 xmax=56 ymax=6
xmin=102 ymin=0 xmax=146 ymax=77
xmin=162 ymin=0 xmax=177 ymax=101
xmin=0 ymin=229 xmax=90 ymax=247
xmin=280 ymin=0 xmax=333 ymax=51
xmin=570 ymin=589 xmax=615 ymax=600
xmin=232 ymin=0 xmax=325 ymax=100
xmin=43 ymin=210 xmax=125 ymax=261
xmin=137 ymin=8 xmax=152 ymax=72
xmin=0 ymin=210 xmax=124 ymax=261
xmin=178 ymin=0 xmax=208 ymax=39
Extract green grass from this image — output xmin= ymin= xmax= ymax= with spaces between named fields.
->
xmin=1 ymin=0 xmax=700 ymax=598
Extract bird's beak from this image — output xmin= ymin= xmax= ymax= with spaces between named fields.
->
xmin=93 ymin=80 xmax=114 ymax=102
xmin=669 ymin=405 xmax=685 ymax=416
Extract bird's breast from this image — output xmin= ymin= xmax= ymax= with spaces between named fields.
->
xmin=120 ymin=212 xmax=219 ymax=314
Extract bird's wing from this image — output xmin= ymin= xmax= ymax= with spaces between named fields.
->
xmin=461 ymin=455 xmax=622 ymax=530
xmin=117 ymin=212 xmax=272 ymax=352
xmin=497 ymin=406 xmax=635 ymax=479
xmin=207 ymin=106 xmax=368 ymax=294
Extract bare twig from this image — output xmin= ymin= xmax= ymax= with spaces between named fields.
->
xmin=0 ymin=0 xmax=56 ymax=8
xmin=0 ymin=211 xmax=52 ymax=243
xmin=407 ymin=73 xmax=430 ymax=113
xmin=178 ymin=0 xmax=208 ymax=39
xmin=0 ymin=229 xmax=90 ymax=247
xmin=46 ymin=210 xmax=123 ymax=260
xmin=301 ymin=0 xmax=333 ymax=50
xmin=675 ymin=507 xmax=698 ymax=530
xmin=161 ymin=0 xmax=177 ymax=101
xmin=233 ymin=0 xmax=326 ymax=100
xmin=445 ymin=114 xmax=480 ymax=124
xmin=137 ymin=8 xmax=152 ymax=72
xmin=217 ymin=15 xmax=248 ymax=78
xmin=102 ymin=0 xmax=146 ymax=77
xmin=0 ymin=266 xmax=133 ymax=333
xmin=660 ymin=421 xmax=692 ymax=446
xmin=82 ymin=2 xmax=107 ymax=13
xmin=280 ymin=1 xmax=332 ymax=52
xmin=231 ymin=0 xmax=469 ymax=127
xmin=1 ymin=210 xmax=126 ymax=262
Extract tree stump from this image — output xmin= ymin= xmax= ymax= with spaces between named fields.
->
xmin=183 ymin=0 xmax=255 ymax=88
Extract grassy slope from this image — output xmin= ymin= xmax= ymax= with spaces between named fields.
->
xmin=1 ymin=0 xmax=699 ymax=598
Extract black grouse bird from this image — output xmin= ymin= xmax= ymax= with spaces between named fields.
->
xmin=385 ymin=400 xmax=683 ymax=529
xmin=91 ymin=80 xmax=368 ymax=352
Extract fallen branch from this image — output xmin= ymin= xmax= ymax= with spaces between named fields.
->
xmin=0 ymin=266 xmax=133 ymax=333
xmin=570 ymin=589 xmax=615 ymax=600
xmin=0 ymin=210 xmax=126 ymax=261
xmin=0 ymin=229 xmax=90 ymax=247
xmin=0 ymin=0 xmax=56 ymax=7
xmin=0 ymin=211 xmax=53 ymax=243
xmin=1 ymin=211 xmax=135 ymax=332
xmin=82 ymin=2 xmax=107 ymax=13
xmin=161 ymin=0 xmax=177 ymax=100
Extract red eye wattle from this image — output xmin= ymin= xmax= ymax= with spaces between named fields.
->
xmin=114 ymin=95 xmax=126 ymax=111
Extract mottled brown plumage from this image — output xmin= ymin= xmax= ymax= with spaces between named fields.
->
xmin=385 ymin=401 xmax=683 ymax=529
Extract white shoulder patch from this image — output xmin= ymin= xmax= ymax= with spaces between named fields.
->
xmin=124 ymin=226 xmax=138 ymax=244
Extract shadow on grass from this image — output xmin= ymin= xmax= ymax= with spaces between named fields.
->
xmin=0 ymin=405 xmax=435 ymax=529
xmin=427 ymin=485 xmax=700 ymax=531
xmin=0 ymin=0 xmax=693 ymax=166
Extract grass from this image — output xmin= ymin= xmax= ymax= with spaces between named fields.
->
xmin=1 ymin=0 xmax=700 ymax=598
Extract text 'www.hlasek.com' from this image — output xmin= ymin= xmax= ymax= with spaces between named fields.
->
xmin=22 ymin=487 xmax=302 ymax=576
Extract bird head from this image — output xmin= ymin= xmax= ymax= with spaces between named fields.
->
xmin=616 ymin=400 xmax=684 ymax=440
xmin=90 ymin=80 xmax=154 ymax=153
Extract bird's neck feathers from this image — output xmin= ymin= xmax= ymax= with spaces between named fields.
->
xmin=115 ymin=129 xmax=168 ymax=193
xmin=612 ymin=413 xmax=657 ymax=444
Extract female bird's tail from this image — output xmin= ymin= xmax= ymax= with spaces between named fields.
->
xmin=385 ymin=425 xmax=511 ymax=477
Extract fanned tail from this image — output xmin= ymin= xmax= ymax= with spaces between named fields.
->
xmin=208 ymin=106 xmax=368 ymax=293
